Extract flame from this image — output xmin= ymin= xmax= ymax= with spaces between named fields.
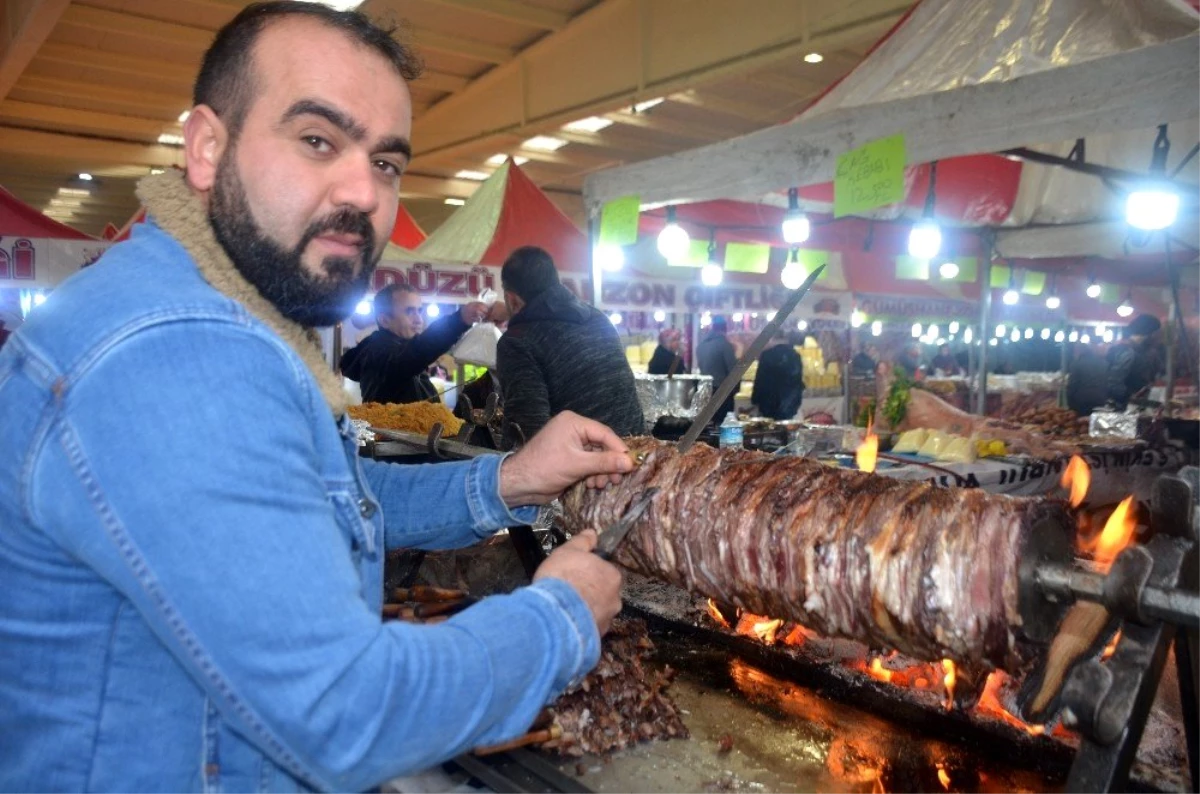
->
xmin=753 ymin=618 xmax=784 ymax=645
xmin=706 ymin=598 xmax=730 ymax=628
xmin=1082 ymin=496 xmax=1137 ymax=572
xmin=783 ymin=623 xmax=816 ymax=646
xmin=977 ymin=671 xmax=1045 ymax=735
xmin=868 ymin=657 xmax=894 ymax=684
xmin=873 ymin=773 xmax=885 ymax=794
xmin=1060 ymin=455 xmax=1090 ymax=508
xmin=857 ymin=417 xmax=879 ymax=473
xmin=941 ymin=659 xmax=956 ymax=711
xmin=936 ymin=763 xmax=951 ymax=790
xmin=1101 ymin=630 xmax=1122 ymax=661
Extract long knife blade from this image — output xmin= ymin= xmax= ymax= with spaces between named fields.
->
xmin=676 ymin=263 xmax=827 ymax=454
xmin=593 ymin=487 xmax=659 ymax=561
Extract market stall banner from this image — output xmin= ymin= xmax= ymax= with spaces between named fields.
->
xmin=372 ymin=261 xmax=501 ymax=302
xmin=0 ymin=237 xmax=110 ymax=288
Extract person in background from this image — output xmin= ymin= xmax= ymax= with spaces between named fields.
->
xmin=929 ymin=343 xmax=961 ymax=376
xmin=647 ymin=327 xmax=686 ymax=375
xmin=697 ymin=315 xmax=738 ymax=424
xmin=496 ymin=245 xmax=644 ymax=447
xmin=894 ymin=343 xmax=923 ymax=379
xmin=1067 ymin=341 xmax=1109 ymax=415
xmin=1107 ymin=313 xmax=1164 ymax=409
xmin=341 ymin=282 xmax=489 ymax=403
xmin=850 ymin=343 xmax=880 ymax=376
xmin=751 ymin=328 xmax=804 ymax=420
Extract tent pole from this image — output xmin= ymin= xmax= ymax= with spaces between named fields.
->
xmin=587 ymin=215 xmax=602 ymax=309
xmin=975 ymin=232 xmax=994 ymax=415
xmin=1059 ymin=325 xmax=1069 ymax=408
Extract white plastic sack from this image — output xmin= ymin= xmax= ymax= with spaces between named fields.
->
xmin=450 ymin=322 xmax=502 ymax=368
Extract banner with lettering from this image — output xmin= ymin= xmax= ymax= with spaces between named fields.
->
xmin=0 ymin=237 xmax=110 ymax=289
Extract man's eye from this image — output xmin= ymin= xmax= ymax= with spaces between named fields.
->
xmin=374 ymin=159 xmax=402 ymax=178
xmin=302 ymin=135 xmax=333 ymax=153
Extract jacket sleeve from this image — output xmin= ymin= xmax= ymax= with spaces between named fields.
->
xmin=34 ymin=321 xmax=598 ymax=792
xmin=722 ymin=341 xmax=738 ymax=380
xmin=497 ymin=334 xmax=552 ymax=445
xmin=387 ymin=313 xmax=470 ymax=381
xmin=1106 ymin=346 xmax=1135 ymax=406
xmin=750 ymin=353 xmax=766 ymax=408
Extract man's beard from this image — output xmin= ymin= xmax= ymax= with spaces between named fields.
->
xmin=209 ymin=157 xmax=379 ymax=327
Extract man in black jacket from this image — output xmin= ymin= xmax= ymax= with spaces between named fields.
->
xmin=647 ymin=328 xmax=686 ymax=375
xmin=341 ymin=283 xmax=488 ymax=403
xmin=751 ymin=330 xmax=804 ymax=420
xmin=496 ymin=246 xmax=643 ymax=447
xmin=697 ymin=316 xmax=738 ymax=424
xmin=1106 ymin=314 xmax=1163 ymax=409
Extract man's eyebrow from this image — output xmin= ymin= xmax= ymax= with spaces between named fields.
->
xmin=375 ymin=136 xmax=412 ymax=162
xmin=281 ymin=99 xmax=366 ymax=141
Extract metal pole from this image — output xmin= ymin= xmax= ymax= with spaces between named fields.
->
xmin=1059 ymin=326 xmax=1070 ymax=408
xmin=587 ymin=215 xmax=603 ymax=309
xmin=975 ymin=232 xmax=994 ymax=415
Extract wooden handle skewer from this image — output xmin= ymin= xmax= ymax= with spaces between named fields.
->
xmin=392 ymin=586 xmax=468 ymax=603
xmin=472 ymin=724 xmax=562 ymax=756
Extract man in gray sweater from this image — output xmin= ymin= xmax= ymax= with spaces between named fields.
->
xmin=497 ymin=246 xmax=644 ymax=448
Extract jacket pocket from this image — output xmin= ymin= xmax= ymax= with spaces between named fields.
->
xmin=328 ymin=490 xmax=377 ymax=559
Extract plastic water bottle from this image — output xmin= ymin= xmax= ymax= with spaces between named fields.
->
xmin=718 ymin=414 xmax=743 ymax=449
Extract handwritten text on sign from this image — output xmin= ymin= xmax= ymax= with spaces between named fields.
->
xmin=833 ymin=134 xmax=906 ymax=218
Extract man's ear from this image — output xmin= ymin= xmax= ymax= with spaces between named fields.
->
xmin=182 ymin=105 xmax=229 ymax=193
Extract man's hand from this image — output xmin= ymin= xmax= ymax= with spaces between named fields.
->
xmin=533 ymin=530 xmax=622 ymax=636
xmin=499 ymin=411 xmax=633 ymax=507
xmin=485 ymin=301 xmax=510 ymax=325
xmin=459 ymin=301 xmax=489 ymax=325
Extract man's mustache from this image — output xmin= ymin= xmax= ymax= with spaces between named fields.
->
xmin=301 ymin=208 xmax=376 ymax=263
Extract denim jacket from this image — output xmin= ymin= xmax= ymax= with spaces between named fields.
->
xmin=0 ymin=222 xmax=600 ymax=792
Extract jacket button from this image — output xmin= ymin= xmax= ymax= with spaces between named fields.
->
xmin=358 ymin=499 xmax=376 ymax=519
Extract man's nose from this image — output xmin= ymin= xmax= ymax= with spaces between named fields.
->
xmin=329 ymin=155 xmax=380 ymax=215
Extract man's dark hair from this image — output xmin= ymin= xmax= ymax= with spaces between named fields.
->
xmin=194 ymin=1 xmax=423 ymax=137
xmin=710 ymin=316 xmax=728 ymax=333
xmin=501 ymin=246 xmax=560 ymax=302
xmin=373 ymin=282 xmax=417 ymax=319
xmin=1126 ymin=314 xmax=1162 ymax=338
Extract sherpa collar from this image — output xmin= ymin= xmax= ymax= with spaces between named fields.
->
xmin=136 ymin=170 xmax=347 ymax=416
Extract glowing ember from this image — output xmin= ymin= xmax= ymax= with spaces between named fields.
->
xmin=706 ymin=598 xmax=730 ymax=628
xmin=941 ymin=659 xmax=956 ymax=710
xmin=1060 ymin=454 xmax=1090 ymax=508
xmin=868 ymin=657 xmax=894 ymax=684
xmin=936 ymin=763 xmax=951 ymax=790
xmin=783 ymin=624 xmax=816 ymax=646
xmin=753 ymin=618 xmax=784 ymax=644
xmin=1082 ymin=495 xmax=1138 ymax=572
xmin=857 ymin=417 xmax=879 ymax=473
xmin=977 ymin=671 xmax=1045 ymax=735
xmin=1101 ymin=630 xmax=1122 ymax=660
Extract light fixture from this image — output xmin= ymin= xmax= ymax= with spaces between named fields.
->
xmin=1010 ymin=329 xmax=1020 ymax=342
xmin=594 ymin=244 xmax=624 ymax=272
xmin=1024 ymin=328 xmax=1034 ymax=340
xmin=1117 ymin=293 xmax=1135 ymax=317
xmin=444 ymin=198 xmax=466 ymax=206
xmin=912 ymin=323 xmax=922 ymax=338
xmin=963 ymin=326 xmax=973 ymax=344
xmin=995 ymin=324 xmax=1006 ymax=337
xmin=1104 ymin=329 xmax=1115 ymax=343
xmin=1040 ymin=328 xmax=1051 ymax=340
xmin=989 ymin=338 xmax=998 ymax=347
xmin=149 ymin=168 xmax=165 ymax=175
xmin=780 ymin=247 xmax=806 ymax=289
xmin=701 ymin=262 xmax=723 ymax=286
xmin=701 ymin=311 xmax=712 ymax=327
xmin=1002 ymin=286 xmax=1019 ymax=305
xmin=908 ymin=161 xmax=941 ymax=258
xmin=157 ymin=133 xmax=184 ymax=146
xmin=564 ymin=116 xmax=613 ymax=133
xmin=656 ymin=206 xmax=690 ymax=261
xmin=767 ymin=311 xmax=777 ymax=321
xmin=629 ymin=97 xmax=664 ymax=113
xmin=1069 ymin=330 xmax=1079 ymax=342
xmin=781 ymin=188 xmax=811 ymax=244
xmin=1086 ymin=277 xmax=1102 ymax=299
xmin=1045 ymin=295 xmax=1061 ymax=310
xmin=609 ymin=312 xmax=623 ymax=326
xmin=804 ymin=53 xmax=823 ymax=64
xmin=424 ymin=304 xmax=441 ymax=319
xmin=486 ymin=153 xmax=528 ymax=166
xmin=653 ymin=309 xmax=667 ymax=323
xmin=78 ymin=172 xmax=93 ymax=181
xmin=1055 ymin=330 xmax=1065 ymax=343
xmin=928 ymin=324 xmax=939 ymax=339
xmin=949 ymin=321 xmax=960 ymax=335
xmin=178 ymin=110 xmax=190 ymax=123
xmin=850 ymin=309 xmax=865 ymax=328
xmin=1126 ymin=125 xmax=1180 ymax=231
xmin=355 ymin=298 xmax=372 ymax=316
xmin=871 ymin=320 xmax=882 ymax=336
xmin=797 ymin=319 xmax=808 ymax=331
xmin=1081 ymin=333 xmax=1091 ymax=344
xmin=301 ymin=0 xmax=363 ymax=10
xmin=454 ymin=170 xmax=490 ymax=181
xmin=522 ymin=135 xmax=568 ymax=151
xmin=938 ymin=260 xmax=959 ymax=279
xmin=732 ymin=312 xmax=744 ymax=323
xmin=33 ymin=292 xmax=47 ymax=306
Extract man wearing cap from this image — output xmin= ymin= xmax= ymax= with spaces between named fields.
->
xmin=697 ymin=315 xmax=738 ymax=424
xmin=1106 ymin=314 xmax=1164 ymax=409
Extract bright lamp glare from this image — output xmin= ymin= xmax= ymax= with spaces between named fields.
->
xmin=780 ymin=262 xmax=806 ymax=290
xmin=912 ymin=323 xmax=922 ymax=338
xmin=653 ymin=309 xmax=666 ymax=323
xmin=1086 ymin=283 xmax=1102 ymax=299
xmin=1023 ymin=328 xmax=1033 ymax=340
xmin=33 ymin=292 xmax=47 ymax=306
xmin=355 ymin=299 xmax=372 ymax=316
xmin=948 ymin=322 xmax=960 ymax=335
xmin=1104 ymin=329 xmax=1115 ymax=343
xmin=989 ymin=338 xmax=998 ymax=347
xmin=938 ymin=261 xmax=959 ymax=279
xmin=426 ymin=304 xmax=440 ymax=318
xmin=656 ymin=223 xmax=690 ymax=261
xmin=928 ymin=325 xmax=939 ymax=340
xmin=701 ymin=263 xmax=723 ymax=286
xmin=701 ymin=312 xmax=712 ymax=327
xmin=781 ymin=213 xmax=811 ymax=244
xmin=1126 ymin=189 xmax=1180 ymax=231
xmin=1002 ymin=289 xmax=1019 ymax=306
xmin=609 ymin=312 xmax=622 ymax=326
xmin=963 ymin=327 xmax=974 ymax=344
xmin=907 ymin=220 xmax=942 ymax=259
xmin=995 ymin=324 xmax=1006 ymax=338
xmin=1040 ymin=328 xmax=1050 ymax=340
xmin=732 ymin=312 xmax=744 ymax=323
xmin=1117 ymin=301 xmax=1134 ymax=317
xmin=1054 ymin=330 xmax=1065 ymax=343
xmin=595 ymin=244 xmax=624 ymax=272
xmin=850 ymin=310 xmax=865 ymax=328
xmin=1045 ymin=295 xmax=1061 ymax=310
xmin=1081 ymin=334 xmax=1091 ymax=344
xmin=1069 ymin=330 xmax=1079 ymax=342
xmin=797 ymin=320 xmax=808 ymax=331
xmin=1008 ymin=329 xmax=1019 ymax=342
xmin=871 ymin=320 xmax=882 ymax=337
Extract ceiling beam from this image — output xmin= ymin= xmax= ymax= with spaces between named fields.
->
xmin=14 ymin=75 xmax=184 ymax=118
xmin=602 ymin=107 xmax=754 ymax=144
xmin=59 ymin=5 xmax=214 ymax=50
xmin=410 ymin=0 xmax=911 ymax=167
xmin=583 ymin=35 xmax=1200 ymax=209
xmin=36 ymin=42 xmax=197 ymax=86
xmin=0 ymin=0 xmax=72 ymax=101
xmin=412 ymin=29 xmax=514 ymax=64
xmin=414 ymin=69 xmax=470 ymax=94
xmin=0 ymin=126 xmax=185 ymax=168
xmin=0 ymin=100 xmax=166 ymax=141
xmin=419 ymin=0 xmax=569 ymax=31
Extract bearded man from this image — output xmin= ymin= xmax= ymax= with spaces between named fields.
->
xmin=0 ymin=3 xmax=631 ymax=791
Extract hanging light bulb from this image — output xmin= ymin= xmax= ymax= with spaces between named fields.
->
xmin=1010 ymin=328 xmax=1020 ymax=342
xmin=595 ymin=244 xmax=624 ymax=272
xmin=767 ymin=311 xmax=777 ymax=320
xmin=1081 ymin=333 xmax=1091 ymax=344
xmin=963 ymin=326 xmax=973 ymax=344
xmin=1045 ymin=294 xmax=1061 ymax=310
xmin=908 ymin=220 xmax=942 ymax=259
xmin=1086 ymin=277 xmax=1102 ymax=299
xmin=796 ymin=319 xmax=808 ymax=331
xmin=1023 ymin=328 xmax=1033 ymax=340
xmin=871 ymin=320 xmax=882 ymax=336
xmin=1054 ymin=330 xmax=1065 ymax=343
xmin=1103 ymin=328 xmax=1115 ymax=343
xmin=700 ymin=311 xmax=712 ymax=327
xmin=608 ymin=311 xmax=623 ymax=325
xmin=1117 ymin=294 xmax=1134 ymax=317
xmin=948 ymin=321 xmax=960 ymax=335
xmin=656 ymin=206 xmax=691 ymax=261
xmin=850 ymin=309 xmax=865 ymax=328
xmin=938 ymin=260 xmax=960 ymax=280
xmin=653 ymin=309 xmax=666 ymax=323
xmin=912 ymin=323 xmax=922 ymax=338
xmin=928 ymin=324 xmax=939 ymax=340
xmin=989 ymin=338 xmax=998 ymax=347
xmin=995 ymin=324 xmax=1006 ymax=338
xmin=780 ymin=248 xmax=806 ymax=290
xmin=1040 ymin=328 xmax=1050 ymax=340
xmin=1069 ymin=330 xmax=1079 ymax=342
xmin=701 ymin=236 xmax=723 ymax=286
xmin=1126 ymin=125 xmax=1180 ymax=231
xmin=781 ymin=188 xmax=811 ymax=244
xmin=1003 ymin=288 xmax=1019 ymax=305
xmin=355 ymin=298 xmax=373 ymax=316
xmin=732 ymin=312 xmax=744 ymax=323
xmin=426 ymin=303 xmax=441 ymax=318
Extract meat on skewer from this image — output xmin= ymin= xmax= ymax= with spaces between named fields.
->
xmin=561 ymin=439 xmax=1072 ymax=673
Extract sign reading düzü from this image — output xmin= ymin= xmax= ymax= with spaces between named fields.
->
xmin=0 ymin=237 xmax=110 ymax=288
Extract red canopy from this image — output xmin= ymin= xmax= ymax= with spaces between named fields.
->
xmin=389 ymin=203 xmax=427 ymax=249
xmin=0 ymin=186 xmax=94 ymax=240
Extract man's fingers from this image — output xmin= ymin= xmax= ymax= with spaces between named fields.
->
xmin=566 ymin=528 xmax=598 ymax=551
